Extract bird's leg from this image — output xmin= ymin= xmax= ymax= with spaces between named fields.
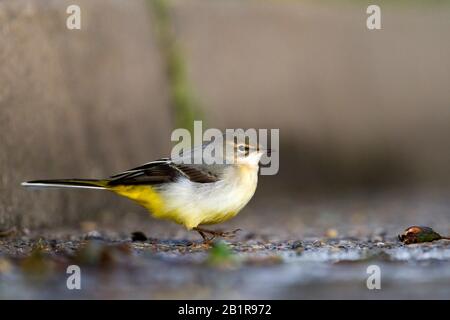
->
xmin=191 ymin=229 xmax=216 ymax=247
xmin=196 ymin=229 xmax=214 ymax=242
xmin=194 ymin=227 xmax=241 ymax=240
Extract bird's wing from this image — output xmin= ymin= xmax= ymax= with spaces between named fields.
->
xmin=108 ymin=159 xmax=221 ymax=185
xmin=109 ymin=158 xmax=171 ymax=179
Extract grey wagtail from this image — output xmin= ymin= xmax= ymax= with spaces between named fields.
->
xmin=22 ymin=136 xmax=267 ymax=242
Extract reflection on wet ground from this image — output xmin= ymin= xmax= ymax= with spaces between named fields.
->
xmin=1 ymin=191 xmax=450 ymax=299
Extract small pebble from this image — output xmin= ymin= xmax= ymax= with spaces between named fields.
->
xmin=313 ymin=240 xmax=324 ymax=247
xmin=84 ymin=230 xmax=103 ymax=240
xmin=325 ymin=228 xmax=339 ymax=238
xmin=131 ymin=231 xmax=148 ymax=242
xmin=291 ymin=240 xmax=303 ymax=250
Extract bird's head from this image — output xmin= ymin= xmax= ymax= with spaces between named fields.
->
xmin=174 ymin=132 xmax=270 ymax=167
xmin=223 ymin=137 xmax=267 ymax=167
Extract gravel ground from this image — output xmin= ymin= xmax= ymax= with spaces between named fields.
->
xmin=1 ymin=191 xmax=450 ymax=299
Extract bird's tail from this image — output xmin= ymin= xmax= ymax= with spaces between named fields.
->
xmin=21 ymin=179 xmax=109 ymax=190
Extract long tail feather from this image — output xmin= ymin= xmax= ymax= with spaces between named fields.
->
xmin=21 ymin=179 xmax=109 ymax=190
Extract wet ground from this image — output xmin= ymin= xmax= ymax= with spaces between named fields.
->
xmin=1 ymin=191 xmax=450 ymax=299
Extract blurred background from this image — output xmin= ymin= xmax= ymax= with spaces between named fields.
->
xmin=1 ymin=0 xmax=450 ymax=235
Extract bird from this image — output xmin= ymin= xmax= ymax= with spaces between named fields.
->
xmin=21 ymin=135 xmax=267 ymax=242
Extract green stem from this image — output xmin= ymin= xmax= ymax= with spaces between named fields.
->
xmin=148 ymin=0 xmax=204 ymax=134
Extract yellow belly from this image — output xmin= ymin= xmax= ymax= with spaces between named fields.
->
xmin=110 ymin=185 xmax=182 ymax=225
xmin=110 ymin=185 xmax=241 ymax=229
xmin=110 ymin=166 xmax=258 ymax=230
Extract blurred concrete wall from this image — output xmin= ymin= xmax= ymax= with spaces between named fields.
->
xmin=173 ymin=0 xmax=450 ymax=192
xmin=0 ymin=0 xmax=172 ymax=227
xmin=1 ymin=0 xmax=450 ymax=228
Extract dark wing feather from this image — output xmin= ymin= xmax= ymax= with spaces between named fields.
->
xmin=172 ymin=164 xmax=220 ymax=183
xmin=107 ymin=160 xmax=220 ymax=186
xmin=109 ymin=158 xmax=171 ymax=178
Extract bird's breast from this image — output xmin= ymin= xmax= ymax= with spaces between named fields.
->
xmin=157 ymin=165 xmax=259 ymax=228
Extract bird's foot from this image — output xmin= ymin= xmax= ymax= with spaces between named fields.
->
xmin=193 ymin=227 xmax=242 ymax=243
xmin=216 ymin=228 xmax=242 ymax=239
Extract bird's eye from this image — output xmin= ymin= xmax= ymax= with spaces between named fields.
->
xmin=238 ymin=144 xmax=249 ymax=152
xmin=237 ymin=145 xmax=250 ymax=156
